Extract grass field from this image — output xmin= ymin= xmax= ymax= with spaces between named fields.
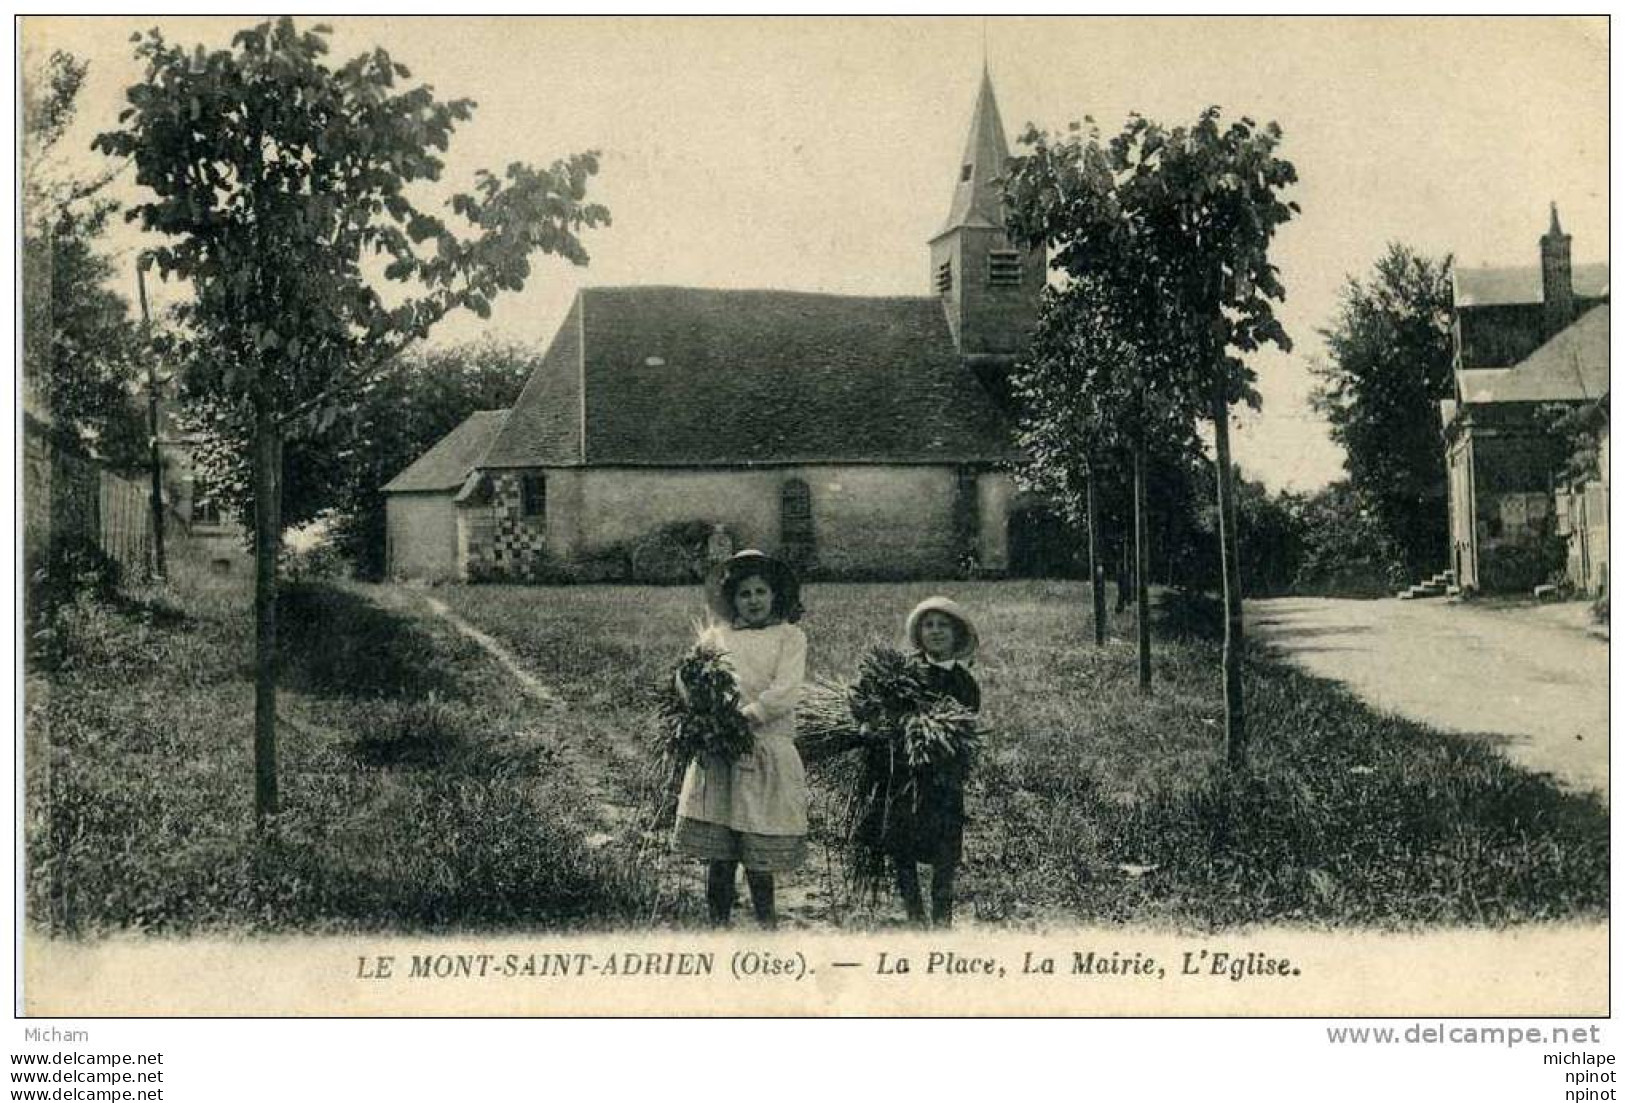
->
xmin=435 ymin=579 xmax=1609 ymax=929
xmin=25 ymin=570 xmax=1609 ymax=934
xmin=25 ymin=565 xmax=651 ymax=935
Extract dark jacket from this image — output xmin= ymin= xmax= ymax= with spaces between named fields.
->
xmin=919 ymin=659 xmax=981 ymax=713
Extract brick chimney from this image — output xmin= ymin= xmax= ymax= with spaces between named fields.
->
xmin=1540 ymin=201 xmax=1575 ymax=337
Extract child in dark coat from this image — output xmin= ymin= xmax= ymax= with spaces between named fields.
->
xmin=888 ymin=596 xmax=981 ymax=927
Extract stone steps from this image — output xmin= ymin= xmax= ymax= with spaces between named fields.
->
xmin=1397 ymin=568 xmax=1457 ymax=600
xmin=1398 ymin=583 xmax=1446 ymax=600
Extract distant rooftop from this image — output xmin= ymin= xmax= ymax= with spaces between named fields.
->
xmin=382 ymin=409 xmax=509 ymax=492
xmin=1453 ymin=262 xmax=1609 ymax=308
xmin=1456 ymin=304 xmax=1609 ymax=405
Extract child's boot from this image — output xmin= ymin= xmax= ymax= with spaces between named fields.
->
xmin=745 ymin=870 xmax=777 ymax=929
xmin=895 ymin=862 xmax=928 ymax=926
xmin=930 ymin=862 xmax=957 ymax=928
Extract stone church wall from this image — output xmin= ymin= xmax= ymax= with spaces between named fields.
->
xmin=460 ymin=463 xmax=1015 ymax=582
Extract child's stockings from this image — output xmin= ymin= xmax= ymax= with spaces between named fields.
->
xmin=706 ymin=860 xmax=737 ymax=926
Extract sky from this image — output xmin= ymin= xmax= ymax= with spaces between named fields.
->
xmin=23 ymin=15 xmax=1609 ymax=491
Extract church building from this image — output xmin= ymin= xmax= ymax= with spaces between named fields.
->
xmin=383 ymin=71 xmax=1043 ymax=583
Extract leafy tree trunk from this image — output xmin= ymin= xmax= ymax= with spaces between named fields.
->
xmin=1087 ymin=468 xmax=1107 ymax=646
xmin=145 ymin=364 xmax=167 ymax=580
xmin=1134 ymin=429 xmax=1152 ymax=694
xmin=1116 ymin=538 xmax=1131 ymax=613
xmin=1211 ymin=382 xmax=1246 ymax=767
xmin=137 ymin=266 xmax=166 ymax=580
xmin=253 ymin=401 xmax=281 ymax=819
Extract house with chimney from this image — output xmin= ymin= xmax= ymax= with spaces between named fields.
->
xmin=1441 ymin=206 xmax=1609 ymax=593
xmin=383 ymin=71 xmax=1046 ymax=583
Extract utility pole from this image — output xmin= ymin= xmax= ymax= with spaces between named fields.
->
xmin=136 ymin=260 xmax=167 ymax=580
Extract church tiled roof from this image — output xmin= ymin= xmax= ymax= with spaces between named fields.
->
xmin=484 ymin=286 xmax=1017 ymax=467
xmin=382 ymin=409 xmax=509 ymax=492
xmin=482 ymin=297 xmax=585 ymax=467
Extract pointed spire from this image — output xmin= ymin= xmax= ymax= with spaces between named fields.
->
xmin=939 ymin=69 xmax=1012 ymax=235
xmin=1546 ymin=201 xmax=1565 ymax=238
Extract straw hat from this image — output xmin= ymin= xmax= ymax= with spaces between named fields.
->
xmin=704 ymin=549 xmax=804 ymax=624
xmin=905 ymin=595 xmax=978 ymax=663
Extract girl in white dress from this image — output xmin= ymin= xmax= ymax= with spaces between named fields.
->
xmin=672 ymin=550 xmax=809 ymax=928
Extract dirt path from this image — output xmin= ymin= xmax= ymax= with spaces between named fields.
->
xmin=418 ymin=595 xmax=567 ymax=709
xmin=390 ymin=586 xmax=838 ymax=927
xmin=380 ymin=587 xmax=635 ymax=839
xmin=1250 ymin=597 xmax=1609 ymax=802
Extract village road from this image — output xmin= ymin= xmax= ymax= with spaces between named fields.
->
xmin=1249 ymin=597 xmax=1609 ymax=802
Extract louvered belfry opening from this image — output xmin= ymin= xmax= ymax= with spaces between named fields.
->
xmin=988 ymin=249 xmax=1023 ymax=286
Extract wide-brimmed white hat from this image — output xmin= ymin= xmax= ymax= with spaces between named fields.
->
xmin=704 ymin=549 xmax=804 ymax=624
xmin=904 ymin=595 xmax=978 ymax=662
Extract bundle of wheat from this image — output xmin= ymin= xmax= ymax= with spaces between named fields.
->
xmin=796 ymin=677 xmax=864 ymax=766
xmin=796 ymin=647 xmax=980 ymax=898
xmin=644 ymin=640 xmax=756 ymax=832
xmin=655 ymin=641 xmax=756 ymax=767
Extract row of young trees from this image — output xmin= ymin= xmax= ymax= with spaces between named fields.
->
xmin=1000 ymin=116 xmax=1466 ymax=763
xmin=93 ymin=18 xmax=610 ymax=819
xmin=1001 ymin=110 xmax=1300 ymax=766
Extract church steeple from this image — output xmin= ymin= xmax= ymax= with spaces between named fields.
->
xmin=939 ymin=67 xmax=1012 ymax=236
xmin=929 ymin=69 xmax=1043 ymax=359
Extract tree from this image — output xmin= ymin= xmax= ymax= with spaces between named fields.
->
xmin=23 ymin=50 xmax=145 ymax=471
xmin=1224 ymin=473 xmax=1305 ymax=598
xmin=1006 ymin=109 xmax=1299 ymax=764
xmin=96 ymin=18 xmax=609 ymax=819
xmin=1008 ymin=281 xmax=1128 ymax=650
xmin=1292 ymin=480 xmax=1408 ymax=597
xmin=1538 ymin=400 xmax=1605 ymax=489
xmin=1312 ymin=244 xmax=1454 ymax=581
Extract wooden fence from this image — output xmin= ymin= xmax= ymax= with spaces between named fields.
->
xmin=1556 ymin=482 xmax=1609 ymax=596
xmin=27 ymin=427 xmax=155 ymax=581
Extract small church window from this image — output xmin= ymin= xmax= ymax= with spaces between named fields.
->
xmin=935 ymin=259 xmax=953 ymax=293
xmin=988 ymin=250 xmax=1023 ymax=286
xmin=192 ymin=493 xmax=222 ymax=527
xmin=952 ymin=465 xmax=980 ymax=568
xmin=960 ymin=163 xmax=973 ymax=182
xmin=190 ymin=474 xmax=223 ymax=527
xmin=780 ymin=478 xmax=815 ymax=570
xmin=521 ymin=472 xmax=547 ymax=521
